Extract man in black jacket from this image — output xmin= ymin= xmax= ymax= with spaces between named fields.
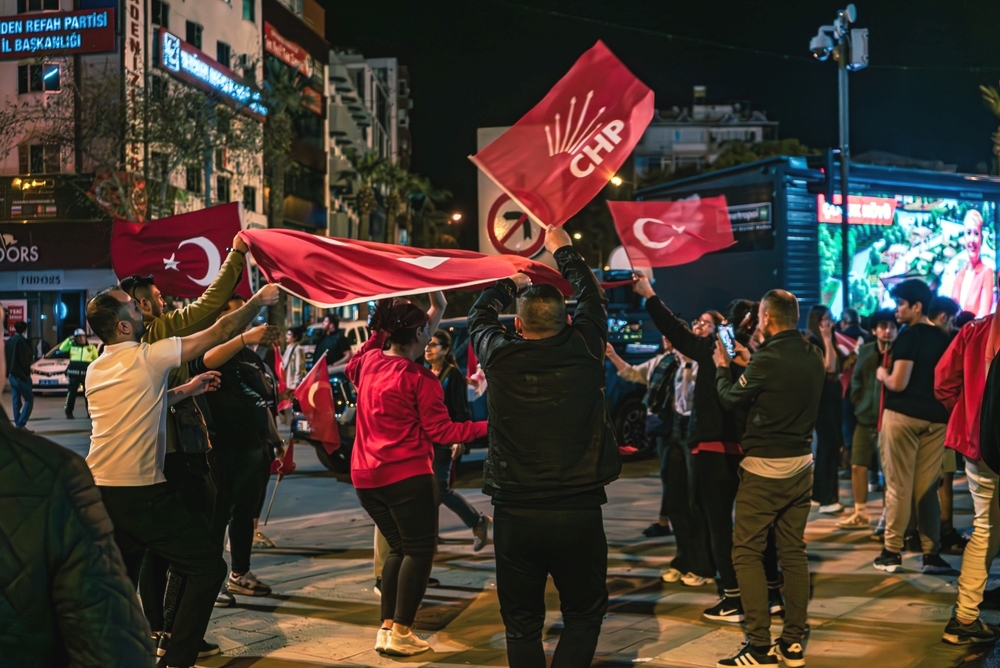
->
xmin=470 ymin=227 xmax=620 ymax=668
xmin=713 ymin=290 xmax=825 ymax=668
xmin=4 ymin=320 xmax=34 ymax=429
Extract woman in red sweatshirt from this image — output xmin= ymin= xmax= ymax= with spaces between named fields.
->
xmin=347 ymin=298 xmax=488 ymax=657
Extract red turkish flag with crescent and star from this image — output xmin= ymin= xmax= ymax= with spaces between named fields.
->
xmin=470 ymin=40 xmax=654 ymax=229
xmin=608 ymin=197 xmax=735 ymax=270
xmin=110 ymin=202 xmax=252 ymax=298
xmin=293 ymin=352 xmax=340 ymax=455
xmin=239 ymin=228 xmax=571 ymax=307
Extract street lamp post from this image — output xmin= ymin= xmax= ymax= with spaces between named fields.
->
xmin=810 ymin=5 xmax=868 ymax=310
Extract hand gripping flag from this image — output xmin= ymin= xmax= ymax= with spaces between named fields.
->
xmin=608 ymin=197 xmax=735 ymax=270
xmin=111 ymin=202 xmax=252 ymax=298
xmin=293 ymin=352 xmax=340 ymax=455
xmin=470 ymin=41 xmax=654 ymax=229
xmin=239 ymin=228 xmax=571 ymax=307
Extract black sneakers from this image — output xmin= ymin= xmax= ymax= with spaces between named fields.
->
xmin=642 ymin=522 xmax=673 ymax=538
xmin=703 ymin=596 xmax=745 ymax=623
xmin=921 ymin=553 xmax=954 ymax=575
xmin=775 ymin=638 xmax=805 ymax=667
xmin=716 ymin=642 xmax=778 ymax=666
xmin=873 ymin=548 xmax=902 ymax=573
xmin=942 ymin=617 xmax=997 ymax=645
xmin=941 ymin=528 xmax=969 ymax=554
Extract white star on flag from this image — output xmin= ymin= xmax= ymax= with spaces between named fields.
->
xmin=397 ymin=256 xmax=450 ymax=270
xmin=163 ymin=253 xmax=180 ymax=271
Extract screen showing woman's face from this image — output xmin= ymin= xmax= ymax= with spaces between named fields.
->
xmin=965 ymin=216 xmax=983 ymax=264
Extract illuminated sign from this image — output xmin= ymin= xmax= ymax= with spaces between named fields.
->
xmin=123 ymin=0 xmax=144 ymax=172
xmin=264 ymin=22 xmax=309 ymax=76
xmin=817 ymin=194 xmax=897 ymax=226
xmin=0 ymin=8 xmax=115 ymax=60
xmin=157 ymin=30 xmax=267 ymax=120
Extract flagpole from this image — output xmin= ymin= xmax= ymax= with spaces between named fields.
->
xmin=263 ymin=475 xmax=281 ymax=525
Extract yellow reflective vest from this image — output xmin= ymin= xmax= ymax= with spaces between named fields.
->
xmin=57 ymin=338 xmax=99 ymax=364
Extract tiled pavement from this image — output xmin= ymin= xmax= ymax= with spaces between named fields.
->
xmin=22 ymin=396 xmax=1000 ymax=667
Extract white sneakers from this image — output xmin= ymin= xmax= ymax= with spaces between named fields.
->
xmin=377 ymin=628 xmax=431 ymax=656
xmin=661 ymin=568 xmax=683 ymax=583
xmin=837 ymin=512 xmax=871 ymax=530
xmin=661 ymin=568 xmax=711 ymax=587
xmin=818 ymin=502 xmax=844 ymax=515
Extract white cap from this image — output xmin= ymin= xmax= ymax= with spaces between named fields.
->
xmin=73 ymin=328 xmax=86 ymax=336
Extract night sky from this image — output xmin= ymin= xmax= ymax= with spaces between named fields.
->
xmin=325 ymin=0 xmax=1000 ymax=248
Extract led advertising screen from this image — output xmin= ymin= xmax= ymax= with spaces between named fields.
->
xmin=818 ymin=194 xmax=997 ymax=318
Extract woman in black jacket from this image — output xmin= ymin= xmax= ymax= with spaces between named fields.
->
xmin=807 ymin=305 xmax=846 ymax=513
xmin=424 ymin=329 xmax=491 ymax=551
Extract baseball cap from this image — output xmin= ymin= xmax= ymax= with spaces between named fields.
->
xmin=73 ymin=328 xmax=86 ymax=336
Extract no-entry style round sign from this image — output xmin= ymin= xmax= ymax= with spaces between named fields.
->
xmin=486 ymin=193 xmax=545 ymax=258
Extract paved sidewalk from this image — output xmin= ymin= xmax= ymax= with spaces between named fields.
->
xmin=19 ymin=395 xmax=1000 ymax=667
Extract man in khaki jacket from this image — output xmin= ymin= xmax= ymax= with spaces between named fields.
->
xmin=121 ymin=234 xmax=255 ymax=652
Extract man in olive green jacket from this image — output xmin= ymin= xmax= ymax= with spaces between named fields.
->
xmin=121 ymin=234 xmax=252 ymax=643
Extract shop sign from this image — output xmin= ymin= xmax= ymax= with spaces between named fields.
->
xmin=17 ymin=269 xmax=63 ymax=288
xmin=123 ymin=0 xmax=144 ymax=173
xmin=0 ymin=8 xmax=115 ymax=60
xmin=1 ymin=299 xmax=26 ymax=336
xmin=264 ymin=22 xmax=309 ymax=76
xmin=158 ymin=30 xmax=266 ymax=120
xmin=817 ymin=194 xmax=897 ymax=226
xmin=0 ymin=222 xmax=112 ymax=270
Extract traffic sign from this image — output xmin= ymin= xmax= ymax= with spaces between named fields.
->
xmin=486 ymin=193 xmax=545 ymax=257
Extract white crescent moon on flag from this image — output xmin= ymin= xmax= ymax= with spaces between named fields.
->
xmin=633 ymin=218 xmax=676 ymax=250
xmin=178 ymin=237 xmax=222 ymax=286
xmin=307 ymin=384 xmax=319 ymax=408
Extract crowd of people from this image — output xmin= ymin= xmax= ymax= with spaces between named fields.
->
xmin=3 ymin=224 xmax=1000 ymax=667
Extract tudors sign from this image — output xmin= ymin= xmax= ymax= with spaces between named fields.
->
xmin=0 ymin=222 xmax=112 ymax=270
xmin=0 ymin=8 xmax=115 ymax=60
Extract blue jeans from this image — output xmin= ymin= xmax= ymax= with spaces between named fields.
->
xmin=9 ymin=376 xmax=34 ymax=428
xmin=433 ymin=445 xmax=482 ymax=529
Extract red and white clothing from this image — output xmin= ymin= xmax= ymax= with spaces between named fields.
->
xmin=346 ymin=330 xmax=487 ymax=489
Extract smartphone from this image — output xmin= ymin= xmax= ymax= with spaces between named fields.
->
xmin=718 ymin=324 xmax=736 ymax=357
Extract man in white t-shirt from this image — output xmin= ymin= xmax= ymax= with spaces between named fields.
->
xmin=85 ymin=283 xmax=278 ymax=668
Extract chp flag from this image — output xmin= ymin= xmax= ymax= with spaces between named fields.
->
xmin=110 ymin=202 xmax=252 ymax=298
xmin=469 ymin=40 xmax=654 ymax=229
xmin=239 ymin=228 xmax=571 ymax=308
xmin=607 ymin=197 xmax=735 ymax=270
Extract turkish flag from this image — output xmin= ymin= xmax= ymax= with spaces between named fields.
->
xmin=608 ymin=197 xmax=735 ymax=269
xmin=110 ymin=202 xmax=252 ymax=299
xmin=240 ymin=228 xmax=571 ymax=308
xmin=293 ymin=353 xmax=340 ymax=455
xmin=470 ymin=41 xmax=654 ymax=229
xmin=269 ymin=439 xmax=298 ymax=479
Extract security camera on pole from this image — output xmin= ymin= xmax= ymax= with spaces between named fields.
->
xmin=810 ymin=5 xmax=868 ymax=310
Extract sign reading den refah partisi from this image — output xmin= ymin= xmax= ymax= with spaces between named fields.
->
xmin=0 ymin=8 xmax=115 ymax=60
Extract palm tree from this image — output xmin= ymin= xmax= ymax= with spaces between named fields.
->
xmin=347 ymin=151 xmax=386 ymax=240
xmin=980 ymin=85 xmax=1000 ymax=174
xmin=262 ymin=58 xmax=305 ymax=227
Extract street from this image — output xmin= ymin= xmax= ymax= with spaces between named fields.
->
xmin=22 ymin=393 xmax=1000 ymax=668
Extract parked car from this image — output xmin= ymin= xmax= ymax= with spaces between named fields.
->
xmin=30 ymin=336 xmax=102 ymax=393
xmin=293 ymin=304 xmax=663 ymax=472
xmin=301 ymin=320 xmax=370 ymax=370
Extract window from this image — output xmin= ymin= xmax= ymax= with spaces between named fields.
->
xmin=151 ymin=0 xmax=169 ymax=28
xmin=216 ymin=42 xmax=231 ymax=68
xmin=243 ymin=185 xmax=256 ymax=212
xmin=398 ymin=80 xmax=409 ymax=96
xmin=217 ymin=176 xmax=231 ymax=203
xmin=185 ymin=21 xmax=203 ymax=50
xmin=242 ymin=0 xmax=255 ymax=21
xmin=185 ymin=165 xmax=202 ymax=194
xmin=17 ymin=64 xmax=59 ymax=94
xmin=150 ymin=75 xmax=166 ymax=100
xmin=17 ymin=0 xmax=59 ymax=12
xmin=21 ymin=144 xmax=59 ymax=174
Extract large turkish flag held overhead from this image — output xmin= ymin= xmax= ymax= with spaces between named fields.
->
xmin=111 ymin=202 xmax=251 ymax=298
xmin=240 ymin=228 xmax=571 ymax=308
xmin=470 ymin=41 xmax=654 ymax=229
xmin=608 ymin=197 xmax=735 ymax=269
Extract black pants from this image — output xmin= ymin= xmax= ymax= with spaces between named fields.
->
xmin=494 ymin=505 xmax=608 ymax=668
xmin=659 ymin=432 xmax=714 ymax=578
xmin=812 ymin=380 xmax=844 ymax=506
xmin=209 ymin=441 xmax=267 ymax=574
xmin=356 ymin=474 xmax=438 ymax=626
xmin=139 ymin=452 xmax=216 ymax=634
xmin=100 ymin=482 xmax=226 ymax=667
xmin=64 ymin=362 xmax=87 ymax=415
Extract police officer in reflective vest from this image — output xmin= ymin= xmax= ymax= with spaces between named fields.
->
xmin=59 ymin=328 xmax=98 ymax=418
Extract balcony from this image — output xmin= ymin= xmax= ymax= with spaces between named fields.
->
xmin=329 ymin=63 xmax=352 ymax=91
xmin=329 ymin=103 xmax=357 ymax=138
xmin=330 ymin=151 xmax=353 ymax=176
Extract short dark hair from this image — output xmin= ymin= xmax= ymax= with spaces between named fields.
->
xmin=956 ymin=310 xmax=977 ymax=329
xmin=288 ymin=325 xmax=305 ymax=342
xmin=517 ymin=284 xmax=566 ymax=335
xmin=928 ymin=296 xmax=960 ymax=320
xmin=228 ymin=293 xmax=246 ymax=305
xmin=890 ymin=279 xmax=933 ymax=314
xmin=87 ymin=288 xmax=127 ymax=344
xmin=323 ymin=313 xmax=340 ymax=327
xmin=871 ymin=309 xmax=897 ymax=327
xmin=841 ymin=307 xmax=860 ymax=325
xmin=13 ymin=320 xmax=26 ymax=334
xmin=761 ymin=290 xmax=799 ymax=328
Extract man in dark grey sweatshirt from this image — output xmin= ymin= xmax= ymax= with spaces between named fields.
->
xmin=712 ymin=290 xmax=825 ymax=668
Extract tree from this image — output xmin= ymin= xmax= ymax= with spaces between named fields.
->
xmin=261 ymin=57 xmax=304 ymax=228
xmin=347 ymin=150 xmax=386 ymax=241
xmin=980 ymin=84 xmax=1000 ymax=174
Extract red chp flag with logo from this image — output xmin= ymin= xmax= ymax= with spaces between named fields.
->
xmin=239 ymin=228 xmax=571 ymax=307
xmin=294 ymin=353 xmax=340 ymax=454
xmin=470 ymin=41 xmax=654 ymax=228
xmin=608 ymin=197 xmax=735 ymax=269
xmin=111 ymin=202 xmax=252 ymax=298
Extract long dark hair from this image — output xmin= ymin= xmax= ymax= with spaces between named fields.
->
xmin=432 ymin=329 xmax=459 ymax=373
xmin=370 ymin=298 xmax=429 ymax=346
xmin=807 ymin=305 xmax=831 ymax=352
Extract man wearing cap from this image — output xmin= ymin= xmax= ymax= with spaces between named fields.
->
xmin=58 ymin=328 xmax=99 ymax=419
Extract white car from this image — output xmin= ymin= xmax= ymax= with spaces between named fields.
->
xmin=301 ymin=320 xmax=369 ymax=370
xmin=31 ymin=336 xmax=102 ymax=392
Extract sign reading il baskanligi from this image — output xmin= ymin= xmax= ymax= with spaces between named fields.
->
xmin=0 ymin=8 xmax=115 ymax=60
xmin=157 ymin=30 xmax=267 ymax=120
